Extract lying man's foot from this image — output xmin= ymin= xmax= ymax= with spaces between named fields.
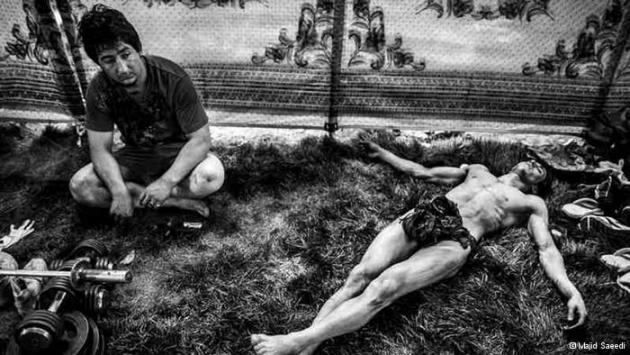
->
xmin=251 ymin=334 xmax=303 ymax=355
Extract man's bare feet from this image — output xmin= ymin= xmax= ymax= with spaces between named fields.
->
xmin=251 ymin=334 xmax=303 ymax=355
xmin=185 ymin=200 xmax=210 ymax=217
xmin=165 ymin=199 xmax=210 ymax=217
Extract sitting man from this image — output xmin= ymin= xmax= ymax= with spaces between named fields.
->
xmin=251 ymin=141 xmax=587 ymax=355
xmin=69 ymin=5 xmax=224 ymax=220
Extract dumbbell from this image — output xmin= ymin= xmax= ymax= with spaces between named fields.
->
xmin=75 ymin=283 xmax=110 ymax=316
xmin=49 ymin=239 xmax=114 ymax=271
xmin=53 ymin=256 xmax=115 ymax=273
xmin=50 ymin=256 xmax=115 ymax=271
xmin=5 ymin=311 xmax=98 ymax=355
xmin=55 ymin=258 xmax=111 ymax=315
xmin=15 ymin=277 xmax=76 ymax=353
xmin=0 ymin=259 xmax=132 ymax=291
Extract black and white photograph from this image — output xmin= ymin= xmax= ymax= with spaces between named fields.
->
xmin=0 ymin=0 xmax=629 ymax=354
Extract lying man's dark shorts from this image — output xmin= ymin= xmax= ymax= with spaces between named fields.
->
xmin=401 ymin=195 xmax=477 ymax=252
xmin=113 ymin=143 xmax=182 ymax=185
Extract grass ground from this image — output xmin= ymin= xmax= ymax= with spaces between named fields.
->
xmin=0 ymin=126 xmax=629 ymax=355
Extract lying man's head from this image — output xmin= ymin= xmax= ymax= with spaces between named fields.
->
xmin=512 ymin=160 xmax=547 ymax=184
xmin=78 ymin=4 xmax=142 ymax=77
xmin=511 ymin=160 xmax=553 ymax=197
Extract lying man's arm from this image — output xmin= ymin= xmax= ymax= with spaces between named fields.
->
xmin=88 ymin=129 xmax=133 ymax=219
xmin=527 ymin=195 xmax=587 ymax=329
xmin=140 ymin=122 xmax=212 ymax=207
xmin=365 ymin=141 xmax=467 ymax=185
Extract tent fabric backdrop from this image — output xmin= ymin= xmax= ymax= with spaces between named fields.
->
xmin=1 ymin=0 xmax=629 ymax=134
xmin=0 ymin=0 xmax=86 ymax=122
xmin=335 ymin=0 xmax=630 ymax=133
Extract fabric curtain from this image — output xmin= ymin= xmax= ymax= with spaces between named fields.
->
xmin=1 ymin=0 xmax=629 ymax=134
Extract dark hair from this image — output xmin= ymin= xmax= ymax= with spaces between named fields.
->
xmin=532 ymin=168 xmax=554 ymax=199
xmin=78 ymin=4 xmax=142 ymax=63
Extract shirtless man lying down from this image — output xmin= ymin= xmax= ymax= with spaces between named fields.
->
xmin=251 ymin=141 xmax=587 ymax=355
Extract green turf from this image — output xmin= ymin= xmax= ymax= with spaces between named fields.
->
xmin=0 ymin=126 xmax=628 ymax=354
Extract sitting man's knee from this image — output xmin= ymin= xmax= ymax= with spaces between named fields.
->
xmin=69 ymin=166 xmax=104 ymax=206
xmin=189 ymin=154 xmax=225 ymax=197
xmin=69 ymin=170 xmax=89 ymax=203
xmin=364 ymin=277 xmax=400 ymax=310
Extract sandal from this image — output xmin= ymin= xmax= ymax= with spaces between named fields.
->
xmin=578 ymin=215 xmax=630 ymax=238
xmin=619 ymin=206 xmax=630 ymax=226
xmin=0 ymin=251 xmax=18 ymax=308
xmin=600 ymin=247 xmax=630 ymax=274
xmin=561 ymin=198 xmax=603 ymax=219
xmin=9 ymin=257 xmax=46 ymax=315
xmin=617 ymin=272 xmax=630 ymax=294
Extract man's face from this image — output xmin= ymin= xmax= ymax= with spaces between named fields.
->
xmin=97 ymin=42 xmax=145 ymax=87
xmin=512 ymin=160 xmax=547 ymax=185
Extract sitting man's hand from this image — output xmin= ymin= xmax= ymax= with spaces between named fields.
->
xmin=110 ymin=190 xmax=134 ymax=221
xmin=140 ymin=178 xmax=173 ymax=209
xmin=564 ymin=293 xmax=587 ymax=329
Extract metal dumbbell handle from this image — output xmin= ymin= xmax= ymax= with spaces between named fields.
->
xmin=47 ymin=291 xmax=67 ymax=313
xmin=0 ymin=267 xmax=131 ymax=288
xmin=0 ymin=269 xmax=130 ymax=282
xmin=76 ymin=268 xmax=131 ymax=283
xmin=0 ymin=270 xmax=69 ymax=278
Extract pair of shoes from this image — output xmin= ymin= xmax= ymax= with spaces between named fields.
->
xmin=0 ymin=251 xmax=18 ymax=308
xmin=595 ymin=173 xmax=630 ymax=215
xmin=8 ymin=258 xmax=46 ymax=316
xmin=578 ymin=215 xmax=630 ymax=238
xmin=561 ymin=198 xmax=603 ymax=219
xmin=601 ymin=247 xmax=630 ymax=274
xmin=601 ymin=248 xmax=630 ymax=295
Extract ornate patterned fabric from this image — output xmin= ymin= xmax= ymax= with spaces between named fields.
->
xmin=1 ymin=0 xmax=629 ymax=133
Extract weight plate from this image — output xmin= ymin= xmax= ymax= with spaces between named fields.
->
xmin=49 ymin=259 xmax=65 ymax=271
xmin=86 ymin=317 xmax=103 ymax=355
xmin=83 ymin=285 xmax=110 ymax=315
xmin=93 ymin=257 xmax=114 ymax=271
xmin=15 ymin=310 xmax=63 ymax=353
xmin=40 ymin=277 xmax=76 ymax=310
xmin=70 ymin=240 xmax=109 ymax=259
xmin=58 ymin=258 xmax=90 ymax=272
xmin=68 ymin=259 xmax=92 ymax=292
xmin=58 ymin=311 xmax=90 ymax=355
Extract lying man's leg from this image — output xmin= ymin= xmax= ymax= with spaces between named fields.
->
xmin=299 ymin=217 xmax=419 ymax=354
xmin=251 ymin=240 xmax=470 ymax=355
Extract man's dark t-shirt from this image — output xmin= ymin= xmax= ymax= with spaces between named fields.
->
xmin=85 ymin=55 xmax=208 ymax=149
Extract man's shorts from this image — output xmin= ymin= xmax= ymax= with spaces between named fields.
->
xmin=113 ymin=143 xmax=182 ymax=185
xmin=401 ymin=195 xmax=477 ymax=252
